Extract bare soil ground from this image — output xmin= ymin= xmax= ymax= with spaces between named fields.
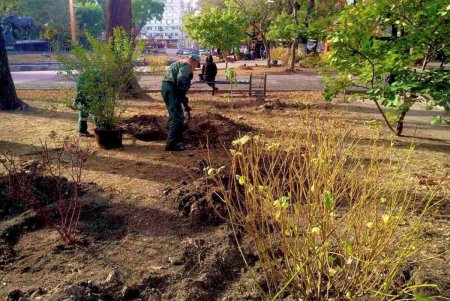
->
xmin=0 ymin=90 xmax=448 ymax=300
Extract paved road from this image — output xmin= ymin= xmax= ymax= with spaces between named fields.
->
xmin=12 ymin=71 xmax=325 ymax=91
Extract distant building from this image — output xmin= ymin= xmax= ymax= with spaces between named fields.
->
xmin=140 ymin=0 xmax=186 ymax=51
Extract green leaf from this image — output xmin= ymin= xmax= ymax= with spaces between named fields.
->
xmin=413 ymin=293 xmax=433 ymax=301
xmin=323 ymin=190 xmax=334 ymax=211
xmin=344 ymin=240 xmax=353 ymax=255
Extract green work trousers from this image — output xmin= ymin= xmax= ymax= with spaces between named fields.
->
xmin=161 ymin=81 xmax=184 ymax=147
xmin=78 ymin=104 xmax=89 ymax=133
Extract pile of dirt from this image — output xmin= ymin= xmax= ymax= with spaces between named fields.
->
xmin=0 ymin=172 xmax=126 ymax=267
xmin=257 ymin=99 xmax=288 ymax=110
xmin=185 ymin=113 xmax=252 ymax=148
xmin=164 ymin=177 xmax=228 ymax=227
xmin=121 ymin=113 xmax=252 ymax=149
xmin=237 ymin=65 xmax=254 ymax=70
xmin=119 ymin=115 xmax=167 ymax=142
xmin=0 ymin=173 xmax=72 ymax=220
xmin=6 ymin=227 xmax=253 ymax=301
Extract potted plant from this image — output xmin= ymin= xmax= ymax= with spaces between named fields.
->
xmin=59 ymin=29 xmax=141 ymax=149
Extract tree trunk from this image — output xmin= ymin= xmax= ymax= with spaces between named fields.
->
xmin=105 ymin=0 xmax=143 ymax=97
xmin=263 ymin=40 xmax=271 ymax=68
xmin=105 ymin=0 xmax=132 ymax=38
xmin=396 ymin=110 xmax=407 ymax=136
xmin=290 ymin=39 xmax=299 ymax=70
xmin=0 ymin=23 xmax=27 ymax=110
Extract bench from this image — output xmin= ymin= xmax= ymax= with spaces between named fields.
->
xmin=191 ymin=73 xmax=267 ymax=97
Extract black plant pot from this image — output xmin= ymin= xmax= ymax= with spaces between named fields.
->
xmin=94 ymin=128 xmax=123 ymax=149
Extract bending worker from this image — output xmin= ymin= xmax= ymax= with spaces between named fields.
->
xmin=161 ymin=54 xmax=200 ymax=151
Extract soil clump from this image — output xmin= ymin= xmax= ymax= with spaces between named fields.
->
xmin=121 ymin=113 xmax=252 ymax=148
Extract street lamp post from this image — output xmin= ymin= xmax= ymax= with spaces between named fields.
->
xmin=69 ymin=0 xmax=77 ymax=44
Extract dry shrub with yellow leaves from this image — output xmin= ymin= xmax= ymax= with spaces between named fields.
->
xmin=209 ymin=121 xmax=439 ymax=300
xmin=145 ymin=55 xmax=169 ymax=75
xmin=271 ymin=47 xmax=290 ymax=65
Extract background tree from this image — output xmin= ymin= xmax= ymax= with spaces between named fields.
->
xmin=76 ymin=1 xmax=105 ymax=39
xmin=184 ymin=7 xmax=247 ymax=68
xmin=1 ymin=0 xmax=15 ymax=13
xmin=132 ymin=0 xmax=164 ymax=30
xmin=267 ymin=12 xmax=306 ymax=69
xmin=12 ymin=0 xmax=70 ymax=44
xmin=0 ymin=23 xmax=26 ymax=110
xmin=226 ymin=0 xmax=275 ymax=67
xmin=76 ymin=0 xmax=165 ymax=39
xmin=325 ymin=0 xmax=450 ymax=135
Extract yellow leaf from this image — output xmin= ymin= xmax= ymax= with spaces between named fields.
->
xmin=366 ymin=222 xmax=374 ymax=229
xmin=328 ymin=268 xmax=337 ymax=276
xmin=382 ymin=214 xmax=390 ymax=224
xmin=238 ymin=175 xmax=246 ymax=185
xmin=311 ymin=226 xmax=321 ymax=234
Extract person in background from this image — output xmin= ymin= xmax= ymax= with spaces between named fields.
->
xmin=200 ymin=54 xmax=218 ymax=95
xmin=71 ymin=74 xmax=93 ymax=137
xmin=161 ymin=54 xmax=200 ymax=151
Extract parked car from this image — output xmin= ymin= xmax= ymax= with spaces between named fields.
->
xmin=199 ymin=49 xmax=210 ymax=56
xmin=176 ymin=49 xmax=184 ymax=55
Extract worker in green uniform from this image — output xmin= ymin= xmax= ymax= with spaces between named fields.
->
xmin=161 ymin=54 xmax=200 ymax=151
xmin=72 ymin=74 xmax=93 ymax=137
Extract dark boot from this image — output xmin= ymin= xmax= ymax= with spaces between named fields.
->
xmin=165 ymin=143 xmax=185 ymax=151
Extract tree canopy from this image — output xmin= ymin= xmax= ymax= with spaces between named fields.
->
xmin=184 ymin=7 xmax=247 ymax=55
xmin=325 ymin=0 xmax=450 ymax=133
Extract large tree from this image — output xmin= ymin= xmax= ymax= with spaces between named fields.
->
xmin=0 ymin=23 xmax=26 ymax=110
xmin=184 ymin=8 xmax=247 ymax=68
xmin=105 ymin=0 xmax=132 ymax=37
xmin=227 ymin=0 xmax=275 ymax=67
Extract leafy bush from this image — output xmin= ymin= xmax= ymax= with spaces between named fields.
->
xmin=324 ymin=0 xmax=450 ymax=135
xmin=58 ymin=28 xmax=143 ymax=129
xmin=209 ymin=121 xmax=439 ymax=300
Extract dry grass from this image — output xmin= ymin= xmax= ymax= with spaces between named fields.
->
xmin=7 ymin=53 xmax=56 ymax=63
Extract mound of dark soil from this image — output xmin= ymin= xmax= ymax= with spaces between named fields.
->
xmin=121 ymin=113 xmax=252 ymax=149
xmin=120 ymin=115 xmax=167 ymax=142
xmin=257 ymin=99 xmax=288 ymax=110
xmin=185 ymin=113 xmax=252 ymax=148
xmin=164 ymin=177 xmax=228 ymax=227
xmin=17 ymin=228 xmax=250 ymax=301
xmin=0 ymin=173 xmax=72 ymax=220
